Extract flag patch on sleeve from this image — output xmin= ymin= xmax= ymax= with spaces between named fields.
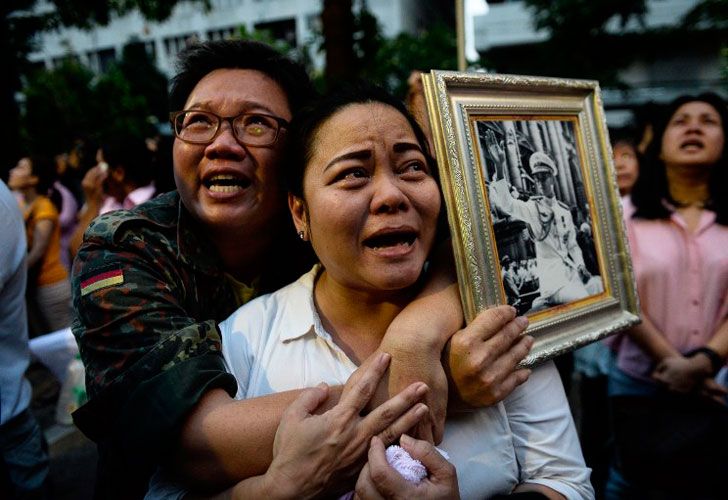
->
xmin=80 ymin=269 xmax=124 ymax=296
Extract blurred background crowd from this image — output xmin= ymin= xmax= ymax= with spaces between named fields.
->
xmin=1 ymin=0 xmax=726 ymax=499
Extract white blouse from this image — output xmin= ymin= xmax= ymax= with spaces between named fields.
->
xmin=220 ymin=266 xmax=593 ymax=500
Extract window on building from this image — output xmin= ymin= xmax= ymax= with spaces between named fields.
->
xmin=254 ymin=18 xmax=297 ymax=47
xmin=164 ymin=33 xmax=200 ymax=59
xmin=51 ymin=54 xmax=80 ymax=69
xmin=144 ymin=41 xmax=156 ymax=62
xmin=207 ymin=26 xmax=239 ymax=41
xmin=97 ymin=48 xmax=117 ymax=72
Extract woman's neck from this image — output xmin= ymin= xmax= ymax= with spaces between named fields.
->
xmin=665 ymin=163 xmax=711 ymax=208
xmin=211 ymin=228 xmax=273 ymax=284
xmin=22 ymin=188 xmax=40 ymax=206
xmin=314 ymin=271 xmax=414 ymax=364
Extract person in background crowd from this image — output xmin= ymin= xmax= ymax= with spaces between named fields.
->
xmin=9 ymin=155 xmax=73 ymax=335
xmin=51 ymin=161 xmax=79 ymax=271
xmin=607 ymin=93 xmax=728 ymax=499
xmin=0 ymin=179 xmax=50 ymax=498
xmin=500 ymin=255 xmax=522 ymax=308
xmin=572 ymin=128 xmax=644 ymax=498
xmin=71 ymin=40 xmax=533 ymax=499
xmin=405 ymin=70 xmax=434 ymax=153
xmin=69 ymin=136 xmax=156 ymax=258
xmin=149 ymin=133 xmax=177 ymax=194
xmin=610 ymin=128 xmax=642 ymax=219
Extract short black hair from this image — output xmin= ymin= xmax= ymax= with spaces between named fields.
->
xmin=169 ymin=39 xmax=316 ymax=115
xmin=101 ymin=136 xmax=154 ymax=188
xmin=631 ymin=92 xmax=728 ymax=225
xmin=609 ymin=126 xmax=640 ymax=150
xmin=28 ymin=155 xmax=57 ymax=194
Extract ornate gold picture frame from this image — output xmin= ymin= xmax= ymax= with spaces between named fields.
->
xmin=422 ymin=70 xmax=640 ymax=365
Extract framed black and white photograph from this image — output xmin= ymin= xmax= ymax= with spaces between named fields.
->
xmin=422 ymin=71 xmax=640 ymax=365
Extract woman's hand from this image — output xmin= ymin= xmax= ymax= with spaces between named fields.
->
xmin=651 ymin=354 xmax=713 ymax=393
xmin=698 ymin=377 xmax=728 ymax=405
xmin=81 ymin=164 xmax=108 ymax=209
xmin=354 ymin=435 xmax=459 ymax=500
xmin=444 ymin=305 xmax=532 ymax=408
xmin=262 ymin=353 xmax=430 ymax=499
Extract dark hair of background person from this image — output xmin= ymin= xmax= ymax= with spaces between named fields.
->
xmin=101 ymin=136 xmax=155 ymax=188
xmin=282 ymin=81 xmax=450 ymax=245
xmin=168 ymin=39 xmax=317 ymax=116
xmin=609 ymin=126 xmax=640 ymax=151
xmin=28 ymin=154 xmax=59 ymax=200
xmin=151 ymin=134 xmax=176 ymax=194
xmin=631 ymin=92 xmax=728 ymax=226
xmin=609 ymin=125 xmax=644 ymax=173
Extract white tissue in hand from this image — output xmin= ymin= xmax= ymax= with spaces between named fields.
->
xmin=385 ymin=445 xmax=427 ymax=484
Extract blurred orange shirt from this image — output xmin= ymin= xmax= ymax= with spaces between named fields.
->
xmin=25 ymin=196 xmax=68 ymax=286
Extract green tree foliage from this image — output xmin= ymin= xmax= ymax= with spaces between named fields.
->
xmin=524 ymin=0 xmax=647 ymax=36
xmin=115 ymin=41 xmax=169 ymax=122
xmin=486 ymin=0 xmax=726 ymax=90
xmin=484 ymin=0 xmax=648 ymax=86
xmin=3 ymin=0 xmax=205 ymax=172
xmin=237 ymin=24 xmax=313 ymax=73
xmin=21 ymin=40 xmax=167 ymax=157
xmin=368 ymin=24 xmax=457 ymax=98
xmin=315 ymin=1 xmax=456 ymax=97
xmin=21 ymin=59 xmax=96 ymax=157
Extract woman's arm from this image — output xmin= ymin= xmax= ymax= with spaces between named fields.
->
xmin=376 ymin=243 xmax=532 ymax=443
xmin=652 ymin=316 xmax=728 ymax=395
xmin=511 ymin=483 xmax=565 ymax=500
xmin=178 ymin=354 xmax=429 ymax=495
xmin=706 ymin=316 xmax=728 ymax=359
xmin=504 ymin=361 xmax=593 ymax=500
xmin=27 ymin=218 xmax=54 ymax=269
xmin=626 ymin=311 xmax=680 ymax=362
xmin=69 ymin=165 xmax=107 ymax=258
xmin=375 ymin=241 xmax=533 ymax=443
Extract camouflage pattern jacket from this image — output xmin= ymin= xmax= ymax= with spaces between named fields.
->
xmin=71 ymin=191 xmax=241 ymax=497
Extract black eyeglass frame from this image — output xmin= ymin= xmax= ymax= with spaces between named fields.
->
xmin=169 ymin=109 xmax=289 ymax=146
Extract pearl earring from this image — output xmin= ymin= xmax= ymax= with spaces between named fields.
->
xmin=298 ymin=230 xmax=305 ymax=240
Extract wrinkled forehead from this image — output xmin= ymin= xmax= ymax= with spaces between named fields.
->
xmin=313 ymin=102 xmax=418 ymax=149
xmin=671 ymin=100 xmax=722 ymax=122
xmin=185 ymin=68 xmax=291 ymax=119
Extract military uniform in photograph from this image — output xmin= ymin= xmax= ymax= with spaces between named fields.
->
xmin=488 ymin=153 xmax=602 ymax=307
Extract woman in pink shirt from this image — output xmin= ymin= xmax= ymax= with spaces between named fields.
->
xmin=607 ymin=93 xmax=728 ymax=499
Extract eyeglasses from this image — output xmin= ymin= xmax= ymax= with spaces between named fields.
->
xmin=170 ymin=110 xmax=289 ymax=146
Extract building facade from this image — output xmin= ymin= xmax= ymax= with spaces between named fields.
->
xmin=29 ymin=0 xmax=425 ymax=76
xmin=474 ymin=0 xmax=725 ymax=123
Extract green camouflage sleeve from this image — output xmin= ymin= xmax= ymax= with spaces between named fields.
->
xmin=70 ymin=214 xmax=236 ymax=461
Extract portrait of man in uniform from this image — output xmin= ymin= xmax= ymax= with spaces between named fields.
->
xmin=477 ymin=119 xmax=604 ymax=314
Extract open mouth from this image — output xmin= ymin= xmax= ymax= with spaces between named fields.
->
xmin=363 ymin=231 xmax=417 ymax=250
xmin=203 ymin=174 xmax=251 ymax=193
xmin=680 ymin=139 xmax=704 ymax=150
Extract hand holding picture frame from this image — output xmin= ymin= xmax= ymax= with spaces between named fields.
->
xmin=422 ymin=70 xmax=640 ymax=366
